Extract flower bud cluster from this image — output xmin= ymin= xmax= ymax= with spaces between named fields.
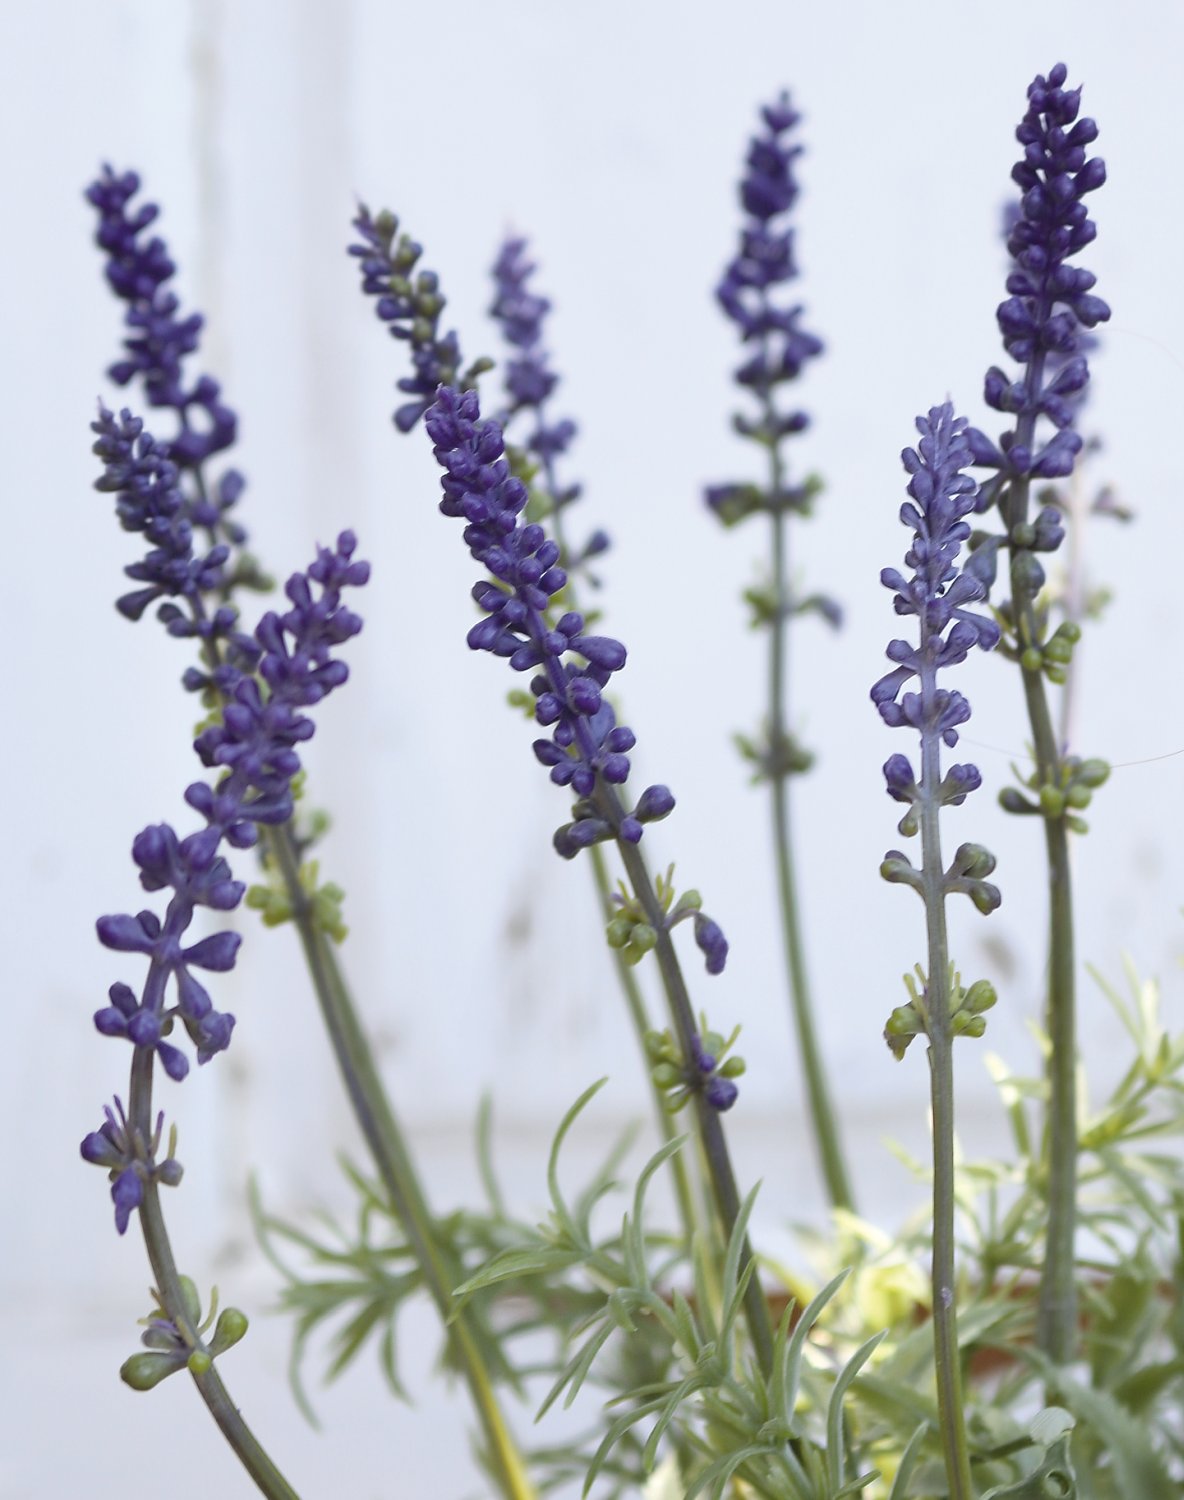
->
xmin=872 ymin=405 xmax=1001 ymax=749
xmin=91 ymin=405 xmax=261 ymax=673
xmin=350 ymin=204 xmax=485 ymax=432
xmin=489 ymin=236 xmax=608 ymax=580
xmin=714 ymin=93 xmax=823 ymax=422
xmin=489 ymin=238 xmax=576 ymax=468
xmin=86 ymin=167 xmax=238 ymax=467
xmin=884 ymin=968 xmax=998 ymax=1062
xmin=84 ymin=532 xmax=368 ymax=1233
xmin=704 ymin=94 xmax=830 ymax=529
xmin=999 ymin=752 xmax=1110 ymax=834
xmin=873 ymin=405 xmax=1001 ymax=1051
xmin=605 ymin=866 xmax=729 ymax=977
xmin=645 ymin=1022 xmax=746 ymax=1113
xmin=119 ymin=1276 xmax=248 ymax=1390
xmin=424 ymin=385 xmax=678 ymax=861
xmin=80 ymin=1100 xmax=183 ymax=1235
xmin=964 ymin=55 xmax=1109 ymax=680
xmin=966 ymin=64 xmax=1109 ymax=496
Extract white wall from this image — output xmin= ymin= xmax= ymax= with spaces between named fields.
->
xmin=7 ymin=1 xmax=1184 ymax=1494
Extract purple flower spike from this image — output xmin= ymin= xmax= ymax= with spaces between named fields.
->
xmin=86 ymin=167 xmax=238 ymax=466
xmin=714 ymin=92 xmax=823 ymax=422
xmin=91 ymin=534 xmax=367 ymax=1108
xmin=967 ymin=64 xmax=1109 ymax=500
xmin=425 ymin=385 xmax=671 ymax=855
xmin=349 ymin=205 xmax=461 ymax=432
xmin=873 ymin=404 xmax=998 ymax=761
xmin=488 ymin=235 xmax=605 ymax=580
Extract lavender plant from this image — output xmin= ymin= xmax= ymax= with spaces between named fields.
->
xmin=872 ymin=403 xmax=1002 ymax=1499
xmin=963 ymin=62 xmax=1111 ymax=1365
xmin=78 ymin=61 xmax=1184 ymax=1500
xmin=705 ymin=94 xmax=851 ymax=1211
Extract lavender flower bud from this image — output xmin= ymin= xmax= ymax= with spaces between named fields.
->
xmin=967 ymin=64 xmax=1109 ymax=496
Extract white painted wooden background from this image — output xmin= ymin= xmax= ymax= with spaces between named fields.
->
xmin=7 ymin=1 xmax=1184 ymax=1494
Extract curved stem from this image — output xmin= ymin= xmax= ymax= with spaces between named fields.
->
xmin=129 ymin=1051 xmax=303 ymax=1500
xmin=264 ymin=826 xmax=538 ymax=1500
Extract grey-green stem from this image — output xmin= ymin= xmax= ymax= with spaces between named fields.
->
xmin=917 ymin=661 xmax=975 ymax=1500
xmin=264 ymin=825 xmax=539 ymax=1500
xmin=1003 ymin=360 xmax=1079 ymax=1362
xmin=759 ymin=360 xmax=853 ymax=1214
xmin=610 ymin=815 xmax=776 ymax=1376
xmin=538 ymin=441 xmax=707 ymax=1255
xmin=129 ymin=1051 xmax=303 ymax=1500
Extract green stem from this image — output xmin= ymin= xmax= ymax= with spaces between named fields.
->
xmin=265 ymin=827 xmax=538 ymax=1500
xmin=762 ymin=394 xmax=853 ymax=1213
xmin=131 ymin=1053 xmax=302 ymax=1500
xmin=587 ymin=843 xmax=709 ymax=1258
xmin=916 ymin=673 xmax=975 ymax=1500
xmin=1024 ymin=668 xmax=1078 ymax=1363
xmin=540 ymin=439 xmax=707 ymax=1258
xmin=613 ymin=827 xmax=776 ymax=1376
xmin=1000 ymin=303 xmax=1080 ymax=1362
xmin=1005 ymin=463 xmax=1079 ymax=1365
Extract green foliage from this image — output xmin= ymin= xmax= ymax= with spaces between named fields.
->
xmin=255 ymin=958 xmax=1184 ymax=1495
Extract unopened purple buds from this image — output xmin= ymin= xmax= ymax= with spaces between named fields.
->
xmin=424 ymin=384 xmax=679 ymax=861
xmin=81 ymin=1100 xmax=183 ymax=1235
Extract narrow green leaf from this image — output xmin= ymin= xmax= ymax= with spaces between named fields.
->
xmin=887 ymin=1422 xmax=931 ymax=1500
xmin=827 ymin=1332 xmax=886 ymax=1492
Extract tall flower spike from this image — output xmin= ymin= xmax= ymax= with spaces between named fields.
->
xmin=873 ymin=406 xmax=1001 ymax=1500
xmin=489 ymin=237 xmax=607 ymax=578
xmin=489 ymin=238 xmax=571 ymax=455
xmin=349 ymin=204 xmax=464 ymax=431
xmin=87 ymin=169 xmax=265 ymax=687
xmin=85 ymin=533 xmax=368 ymax=1231
xmin=966 ymin=64 xmax=1109 ymax=514
xmin=423 ymin=385 xmax=674 ymax=862
xmin=704 ymin=93 xmax=848 ymax=1207
xmin=873 ymin=404 xmax=1001 ymax=761
xmin=708 ymin=91 xmax=824 ymax=490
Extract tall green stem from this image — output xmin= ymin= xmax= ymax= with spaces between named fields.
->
xmin=1004 ymin=420 xmax=1079 ymax=1362
xmin=769 ymin=496 xmax=853 ymax=1212
xmin=761 ymin=387 xmax=853 ymax=1214
xmin=917 ymin=668 xmax=975 ymax=1500
xmin=265 ymin=827 xmax=538 ymax=1500
xmin=1020 ymin=663 xmax=1078 ymax=1362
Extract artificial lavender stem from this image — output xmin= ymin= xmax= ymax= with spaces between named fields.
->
xmin=916 ymin=676 xmax=975 ymax=1500
xmin=135 ymin=1161 xmax=302 ymax=1500
xmin=614 ymin=826 xmax=775 ymax=1375
xmin=707 ymin=94 xmax=852 ymax=1211
xmin=874 ymin=404 xmax=1003 ymax=1499
xmin=965 ymin=64 xmax=1110 ymax=1363
xmin=354 ymin=214 xmax=767 ymax=1363
xmin=488 ymin=237 xmax=706 ymax=1251
xmin=86 ymin=173 xmax=537 ymax=1500
xmin=767 ymin=448 xmax=853 ymax=1212
xmin=263 ymin=827 xmax=538 ymax=1500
